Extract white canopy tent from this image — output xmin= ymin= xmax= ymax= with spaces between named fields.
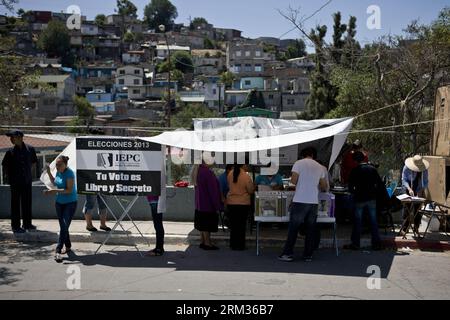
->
xmin=144 ymin=117 xmax=354 ymax=169
xmin=40 ymin=116 xmax=354 ymax=212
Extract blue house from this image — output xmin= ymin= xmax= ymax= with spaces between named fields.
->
xmin=240 ymin=77 xmax=264 ymax=90
xmin=86 ymin=89 xmax=115 ymax=113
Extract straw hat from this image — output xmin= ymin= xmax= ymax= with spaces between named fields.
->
xmin=405 ymin=155 xmax=429 ymax=172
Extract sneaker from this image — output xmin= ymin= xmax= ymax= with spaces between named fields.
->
xmin=86 ymin=226 xmax=98 ymax=232
xmin=303 ymin=256 xmax=313 ymax=262
xmin=100 ymin=226 xmax=111 ymax=232
xmin=278 ymin=254 xmax=294 ymax=262
xmin=54 ymin=253 xmax=63 ymax=263
xmin=23 ymin=224 xmax=37 ymax=231
xmin=13 ymin=227 xmax=26 ymax=234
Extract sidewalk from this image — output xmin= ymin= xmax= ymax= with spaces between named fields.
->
xmin=1 ymin=219 xmax=449 ymax=251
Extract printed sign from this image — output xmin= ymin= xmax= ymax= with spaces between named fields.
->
xmin=76 ymin=137 xmax=162 ymax=196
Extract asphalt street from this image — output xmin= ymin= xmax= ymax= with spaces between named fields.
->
xmin=1 ymin=241 xmax=449 ymax=300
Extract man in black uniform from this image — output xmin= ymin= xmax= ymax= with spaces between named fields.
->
xmin=2 ymin=129 xmax=38 ymax=233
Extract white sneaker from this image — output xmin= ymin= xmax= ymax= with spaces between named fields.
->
xmin=54 ymin=253 xmax=63 ymax=263
xmin=278 ymin=254 xmax=294 ymax=262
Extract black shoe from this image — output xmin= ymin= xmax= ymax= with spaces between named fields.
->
xmin=86 ymin=226 xmax=98 ymax=232
xmin=54 ymin=253 xmax=63 ymax=263
xmin=23 ymin=224 xmax=37 ymax=231
xmin=203 ymin=245 xmax=219 ymax=250
xmin=100 ymin=226 xmax=111 ymax=232
xmin=343 ymin=244 xmax=360 ymax=250
xmin=13 ymin=227 xmax=26 ymax=234
xmin=372 ymin=244 xmax=385 ymax=251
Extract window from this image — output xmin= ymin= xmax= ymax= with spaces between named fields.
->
xmin=212 ymin=89 xmax=217 ymax=95
xmin=269 ymin=94 xmax=274 ymax=100
xmin=119 ymin=70 xmax=125 ymax=75
xmin=245 ymin=80 xmax=251 ymax=86
xmin=255 ymin=64 xmax=262 ymax=72
xmin=134 ymin=69 xmax=140 ymax=75
xmin=287 ymin=98 xmax=295 ymax=105
xmin=119 ymin=79 xmax=125 ymax=85
xmin=97 ymin=95 xmax=101 ymax=100
xmin=234 ymin=64 xmax=241 ymax=73
xmin=133 ymin=89 xmax=140 ymax=94
xmin=244 ymin=64 xmax=252 ymax=72
xmin=255 ymin=50 xmax=261 ymax=57
xmin=235 ymin=51 xmax=241 ymax=57
xmin=245 ymin=51 xmax=251 ymax=57
xmin=134 ymin=79 xmax=140 ymax=85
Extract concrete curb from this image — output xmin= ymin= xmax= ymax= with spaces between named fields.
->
xmin=0 ymin=230 xmax=371 ymax=249
xmin=3 ymin=230 xmax=449 ymax=251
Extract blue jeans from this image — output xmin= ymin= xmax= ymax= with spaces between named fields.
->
xmin=351 ymin=200 xmax=381 ymax=247
xmin=282 ymin=202 xmax=318 ymax=258
xmin=55 ymin=201 xmax=77 ymax=253
xmin=149 ymin=203 xmax=164 ymax=251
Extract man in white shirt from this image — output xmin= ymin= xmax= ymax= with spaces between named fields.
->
xmin=279 ymin=147 xmax=328 ymax=262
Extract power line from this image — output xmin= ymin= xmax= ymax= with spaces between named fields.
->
xmin=278 ymin=0 xmax=334 ymax=39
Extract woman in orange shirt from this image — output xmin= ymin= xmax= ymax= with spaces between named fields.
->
xmin=226 ymin=164 xmax=254 ymax=250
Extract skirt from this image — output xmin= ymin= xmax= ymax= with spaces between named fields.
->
xmin=194 ymin=210 xmax=219 ymax=232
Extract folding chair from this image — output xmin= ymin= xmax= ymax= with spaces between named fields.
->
xmin=381 ymin=183 xmax=397 ymax=234
xmin=418 ymin=202 xmax=450 ymax=239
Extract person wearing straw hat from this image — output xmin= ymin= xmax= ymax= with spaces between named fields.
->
xmin=400 ymin=155 xmax=429 ymax=235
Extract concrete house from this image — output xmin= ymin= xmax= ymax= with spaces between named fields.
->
xmin=227 ymin=40 xmax=272 ymax=78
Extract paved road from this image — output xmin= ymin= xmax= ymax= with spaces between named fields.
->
xmin=0 ymin=241 xmax=449 ymax=300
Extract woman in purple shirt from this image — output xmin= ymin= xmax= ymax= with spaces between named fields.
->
xmin=191 ymin=163 xmax=221 ymax=250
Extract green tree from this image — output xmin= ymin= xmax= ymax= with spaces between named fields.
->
xmin=301 ymin=25 xmax=337 ymax=119
xmin=172 ymin=51 xmax=194 ymax=74
xmin=123 ymin=31 xmax=135 ymax=42
xmin=144 ymin=0 xmax=178 ymax=31
xmin=172 ymin=103 xmax=219 ymax=129
xmin=190 ymin=17 xmax=208 ymax=30
xmin=284 ymin=39 xmax=307 ymax=59
xmin=240 ymin=89 xmax=265 ymax=109
xmin=203 ymin=37 xmax=215 ymax=49
xmin=0 ymin=54 xmax=38 ymax=124
xmin=220 ymin=71 xmax=235 ymax=89
xmin=68 ymin=96 xmax=95 ymax=133
xmin=117 ymin=0 xmax=137 ymax=18
xmin=331 ymin=11 xmax=347 ymax=64
xmin=341 ymin=16 xmax=361 ymax=69
xmin=37 ymin=20 xmax=73 ymax=66
xmin=0 ymin=0 xmax=18 ymax=11
xmin=95 ymin=14 xmax=107 ymax=26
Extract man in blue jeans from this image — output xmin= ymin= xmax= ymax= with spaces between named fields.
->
xmin=279 ymin=147 xmax=328 ymax=262
xmin=345 ymin=151 xmax=385 ymax=251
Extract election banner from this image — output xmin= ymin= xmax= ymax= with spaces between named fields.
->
xmin=76 ymin=137 xmax=162 ymax=196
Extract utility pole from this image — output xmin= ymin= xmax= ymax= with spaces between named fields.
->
xmin=159 ymin=24 xmax=171 ymax=128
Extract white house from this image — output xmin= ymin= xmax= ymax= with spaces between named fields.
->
xmin=27 ymin=75 xmax=76 ymax=100
xmin=115 ymin=66 xmax=144 ymax=88
xmin=156 ymin=45 xmax=190 ymax=60
xmin=122 ymin=50 xmax=145 ymax=64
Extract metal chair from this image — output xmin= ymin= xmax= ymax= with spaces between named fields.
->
xmin=418 ymin=202 xmax=450 ymax=239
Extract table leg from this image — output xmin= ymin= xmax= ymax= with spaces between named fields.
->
xmin=256 ymin=221 xmax=260 ymax=256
